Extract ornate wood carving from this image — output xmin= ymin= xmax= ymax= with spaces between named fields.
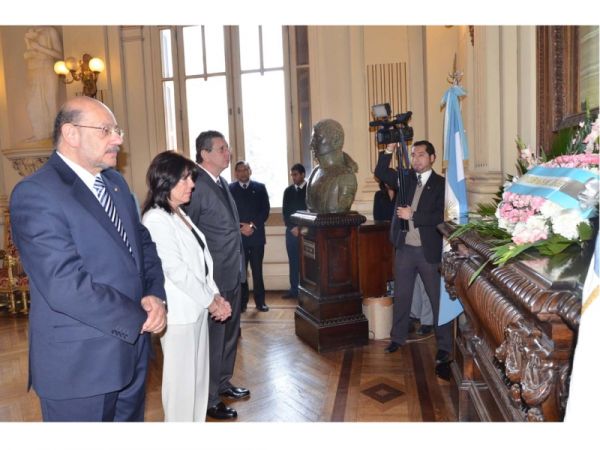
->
xmin=537 ymin=26 xmax=581 ymax=154
xmin=439 ymin=222 xmax=584 ymax=421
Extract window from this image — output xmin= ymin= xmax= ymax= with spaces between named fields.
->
xmin=157 ymin=26 xmax=311 ymax=207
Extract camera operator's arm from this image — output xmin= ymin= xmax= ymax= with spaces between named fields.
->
xmin=374 ymin=149 xmax=397 ymax=189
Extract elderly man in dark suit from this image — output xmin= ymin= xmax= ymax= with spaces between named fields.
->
xmin=374 ymin=140 xmax=452 ymax=366
xmin=9 ymin=96 xmax=167 ymax=421
xmin=229 ymin=160 xmax=270 ymax=313
xmin=185 ymin=130 xmax=250 ymax=420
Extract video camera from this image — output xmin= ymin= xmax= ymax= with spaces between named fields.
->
xmin=369 ymin=103 xmax=413 ymax=145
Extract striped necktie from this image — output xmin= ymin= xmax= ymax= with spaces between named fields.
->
xmin=94 ymin=175 xmax=133 ymax=256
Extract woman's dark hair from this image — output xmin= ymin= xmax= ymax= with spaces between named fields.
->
xmin=142 ymin=151 xmax=199 ymax=215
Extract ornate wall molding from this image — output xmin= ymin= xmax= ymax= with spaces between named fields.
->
xmin=537 ymin=26 xmax=580 ymax=153
xmin=2 ymin=144 xmax=52 ymax=177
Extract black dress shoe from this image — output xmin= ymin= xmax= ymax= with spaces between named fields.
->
xmin=384 ymin=341 xmax=402 ymax=353
xmin=257 ymin=304 xmax=269 ymax=312
xmin=435 ymin=361 xmax=452 ymax=381
xmin=416 ymin=325 xmax=433 ymax=336
xmin=206 ymin=402 xmax=237 ymax=420
xmin=435 ymin=349 xmax=451 ymax=364
xmin=219 ymin=386 xmax=250 ymax=399
xmin=281 ymin=292 xmax=297 ymax=299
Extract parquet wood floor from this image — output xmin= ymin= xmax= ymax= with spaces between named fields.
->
xmin=0 ymin=292 xmax=456 ymax=423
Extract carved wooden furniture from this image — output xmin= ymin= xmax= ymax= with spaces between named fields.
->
xmin=0 ymin=212 xmax=29 ymax=314
xmin=439 ymin=222 xmax=587 ymax=422
xmin=358 ymin=221 xmax=394 ymax=298
xmin=0 ymin=249 xmax=18 ymax=313
xmin=291 ymin=211 xmax=369 ymax=352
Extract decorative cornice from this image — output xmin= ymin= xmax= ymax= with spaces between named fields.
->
xmin=2 ymin=143 xmax=53 ymax=177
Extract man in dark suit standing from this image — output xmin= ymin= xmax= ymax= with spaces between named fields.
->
xmin=185 ymin=130 xmax=250 ymax=420
xmin=374 ymin=140 xmax=452 ymax=366
xmin=229 ymin=161 xmax=271 ymax=312
xmin=281 ymin=163 xmax=307 ymax=299
xmin=9 ymin=96 xmax=167 ymax=421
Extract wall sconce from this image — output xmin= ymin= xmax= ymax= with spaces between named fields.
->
xmin=54 ymin=54 xmax=105 ymax=99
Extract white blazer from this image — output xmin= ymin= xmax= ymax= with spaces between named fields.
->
xmin=143 ymin=206 xmax=220 ymax=325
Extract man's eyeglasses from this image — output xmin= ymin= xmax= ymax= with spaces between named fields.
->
xmin=72 ymin=124 xmax=125 ymax=139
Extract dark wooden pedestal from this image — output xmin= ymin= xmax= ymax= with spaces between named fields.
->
xmin=291 ymin=211 xmax=369 ymax=352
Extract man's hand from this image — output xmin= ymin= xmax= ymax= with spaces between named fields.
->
xmin=240 ymin=222 xmax=254 ymax=237
xmin=385 ymin=143 xmax=397 ymax=154
xmin=208 ymin=294 xmax=232 ymax=322
xmin=291 ymin=226 xmax=300 ymax=237
xmin=397 ymin=206 xmax=412 ymax=220
xmin=140 ymin=295 xmax=167 ymax=334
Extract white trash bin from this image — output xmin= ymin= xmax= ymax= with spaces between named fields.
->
xmin=362 ymin=296 xmax=393 ymax=340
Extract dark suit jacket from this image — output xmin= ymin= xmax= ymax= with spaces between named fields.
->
xmin=229 ymin=180 xmax=270 ymax=247
xmin=374 ymin=151 xmax=445 ymax=263
xmin=282 ymin=183 xmax=307 ymax=229
xmin=185 ymin=168 xmax=245 ymax=292
xmin=9 ymin=151 xmax=166 ymax=400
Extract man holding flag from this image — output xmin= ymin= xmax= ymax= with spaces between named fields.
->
xmin=375 ymin=140 xmax=453 ymax=370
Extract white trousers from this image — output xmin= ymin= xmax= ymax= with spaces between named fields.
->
xmin=160 ymin=311 xmax=210 ymax=422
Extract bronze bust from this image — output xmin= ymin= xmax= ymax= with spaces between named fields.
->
xmin=306 ymin=119 xmax=358 ymax=214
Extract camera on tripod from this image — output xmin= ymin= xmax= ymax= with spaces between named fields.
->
xmin=369 ymin=103 xmax=413 ymax=145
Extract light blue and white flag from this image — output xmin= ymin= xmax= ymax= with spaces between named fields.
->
xmin=565 ymin=233 xmax=599 ymax=423
xmin=438 ymin=85 xmax=469 ymax=325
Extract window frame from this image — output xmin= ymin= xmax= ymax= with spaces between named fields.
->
xmin=152 ymin=25 xmax=305 ymax=191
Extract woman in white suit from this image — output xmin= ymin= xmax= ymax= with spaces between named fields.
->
xmin=142 ymin=151 xmax=231 ymax=422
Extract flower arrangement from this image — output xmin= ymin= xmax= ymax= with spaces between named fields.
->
xmin=451 ymin=112 xmax=599 ymax=282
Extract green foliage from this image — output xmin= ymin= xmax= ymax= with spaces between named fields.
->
xmin=448 ymin=219 xmax=511 ymax=242
xmin=578 ymin=222 xmax=594 ymax=241
xmin=548 ymin=127 xmax=574 ymax=159
xmin=491 ymin=241 xmax=537 ymax=266
xmin=534 ymin=234 xmax=575 ymax=256
xmin=474 ymin=203 xmax=498 ymax=217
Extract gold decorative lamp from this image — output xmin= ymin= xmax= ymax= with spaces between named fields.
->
xmin=54 ymin=53 xmax=105 ymax=98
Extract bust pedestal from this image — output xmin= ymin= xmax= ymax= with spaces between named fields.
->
xmin=290 ymin=211 xmax=369 ymax=352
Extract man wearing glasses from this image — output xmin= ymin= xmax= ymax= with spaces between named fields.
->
xmin=9 ymin=96 xmax=167 ymax=421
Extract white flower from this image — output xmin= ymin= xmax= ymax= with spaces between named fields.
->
xmin=551 ymin=209 xmax=587 ymax=240
xmin=539 ymin=201 xmax=563 ymax=220
xmin=497 ymin=217 xmax=511 ymax=232
xmin=583 ymin=116 xmax=600 ymax=153
xmin=512 ymin=215 xmax=550 ymax=244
